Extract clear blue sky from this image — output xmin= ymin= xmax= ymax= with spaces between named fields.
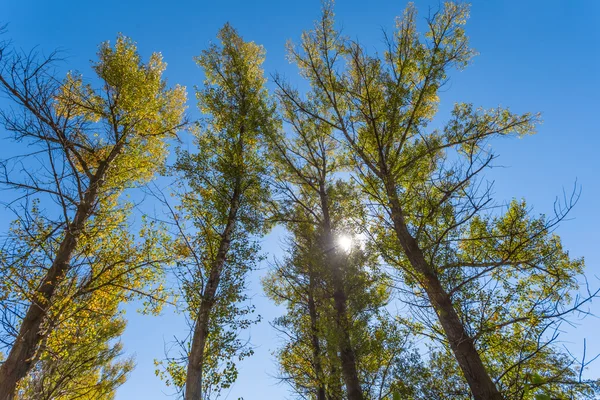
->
xmin=2 ymin=0 xmax=600 ymax=399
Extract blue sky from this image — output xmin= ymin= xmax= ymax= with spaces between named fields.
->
xmin=2 ymin=0 xmax=600 ymax=399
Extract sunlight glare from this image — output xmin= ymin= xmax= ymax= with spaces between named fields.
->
xmin=337 ymin=235 xmax=353 ymax=253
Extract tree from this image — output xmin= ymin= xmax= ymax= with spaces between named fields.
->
xmin=276 ymin=2 xmax=598 ymax=399
xmin=0 ymin=35 xmax=186 ymax=399
xmin=263 ymin=96 xmax=435 ymax=399
xmin=155 ymin=24 xmax=276 ymax=400
xmin=411 ymin=199 xmax=600 ymax=399
xmin=264 ymin=197 xmax=426 ymax=400
xmin=264 ymin=208 xmax=339 ymax=400
xmin=265 ymin=86 xmax=366 ymax=399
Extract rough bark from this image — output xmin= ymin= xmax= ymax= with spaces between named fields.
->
xmin=184 ymin=181 xmax=242 ymax=400
xmin=386 ymin=186 xmax=503 ymax=400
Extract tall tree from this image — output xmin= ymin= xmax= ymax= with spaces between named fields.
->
xmin=156 ymin=24 xmax=275 ymax=400
xmin=265 ymin=89 xmax=365 ymax=399
xmin=408 ymin=199 xmax=600 ymax=399
xmin=264 ymin=195 xmax=423 ymax=400
xmin=264 ymin=209 xmax=337 ymax=400
xmin=0 ymin=35 xmax=186 ymax=399
xmin=275 ymin=2 xmax=597 ymax=399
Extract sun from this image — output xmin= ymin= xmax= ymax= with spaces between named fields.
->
xmin=337 ymin=235 xmax=353 ymax=253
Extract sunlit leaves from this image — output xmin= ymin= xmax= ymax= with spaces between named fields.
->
xmin=158 ymin=24 xmax=275 ymax=397
xmin=0 ymin=33 xmax=185 ymax=397
xmin=278 ymin=1 xmax=596 ymax=398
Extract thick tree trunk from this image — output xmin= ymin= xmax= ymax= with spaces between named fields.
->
xmin=331 ymin=284 xmax=363 ymax=400
xmin=386 ymin=190 xmax=503 ymax=400
xmin=318 ymin=186 xmax=364 ymax=400
xmin=184 ymin=277 xmax=215 ymax=400
xmin=184 ymin=184 xmax=241 ymax=400
xmin=0 ymin=143 xmax=121 ymax=400
xmin=0 ymin=255 xmax=71 ymax=400
xmin=307 ymin=277 xmax=326 ymax=400
xmin=0 ymin=176 xmax=103 ymax=400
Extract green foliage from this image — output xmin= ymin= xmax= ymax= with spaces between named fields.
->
xmin=0 ymin=33 xmax=185 ymax=395
xmin=266 ymin=25 xmax=430 ymax=393
xmin=17 ymin=299 xmax=132 ymax=400
xmin=0 ymin=3 xmax=597 ymax=400
xmin=277 ymin=1 xmax=598 ymax=399
xmin=263 ymin=194 xmax=392 ymax=399
xmin=156 ymin=24 xmax=276 ymax=398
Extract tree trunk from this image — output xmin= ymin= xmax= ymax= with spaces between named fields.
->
xmin=184 ymin=282 xmax=214 ymax=400
xmin=318 ymin=185 xmax=364 ymax=400
xmin=307 ymin=276 xmax=326 ymax=400
xmin=0 ymin=254 xmax=72 ymax=400
xmin=0 ymin=137 xmax=123 ymax=400
xmin=331 ymin=284 xmax=363 ymax=400
xmin=0 ymin=168 xmax=108 ymax=400
xmin=386 ymin=191 xmax=503 ymax=400
xmin=184 ymin=184 xmax=241 ymax=400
